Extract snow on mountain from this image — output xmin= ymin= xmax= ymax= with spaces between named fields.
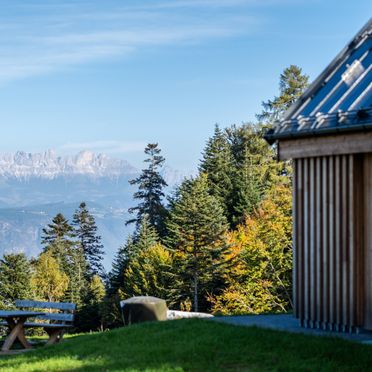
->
xmin=0 ymin=150 xmax=138 ymax=179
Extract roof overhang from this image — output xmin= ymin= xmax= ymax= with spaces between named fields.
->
xmin=276 ymin=130 xmax=372 ymax=160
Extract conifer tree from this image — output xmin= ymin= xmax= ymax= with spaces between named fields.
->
xmin=41 ymin=213 xmax=77 ymax=272
xmin=105 ymin=217 xmax=161 ymax=326
xmin=77 ymin=275 xmax=106 ymax=332
xmin=108 ymin=236 xmax=135 ymax=295
xmin=105 ymin=236 xmax=136 ymax=327
xmin=133 ymin=214 xmax=159 ymax=252
xmin=257 ymin=65 xmax=309 ymax=124
xmin=166 ymin=174 xmax=229 ymax=312
xmin=42 ymin=213 xmax=88 ymax=306
xmin=120 ymin=216 xmax=160 ymax=298
xmin=63 ymin=244 xmax=88 ymax=306
xmin=0 ymin=253 xmax=33 ymax=309
xmin=73 ymin=202 xmax=105 ymax=278
xmin=123 ymin=243 xmax=173 ymax=301
xmin=126 ymin=143 xmax=168 ymax=236
xmin=199 ymin=124 xmax=234 ymax=218
xmin=224 ymin=123 xmax=275 ymax=226
xmin=41 ymin=213 xmax=75 ymax=246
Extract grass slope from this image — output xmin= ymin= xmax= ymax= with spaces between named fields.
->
xmin=0 ymin=319 xmax=371 ymax=371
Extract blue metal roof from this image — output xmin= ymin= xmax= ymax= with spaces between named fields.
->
xmin=267 ymin=19 xmax=372 ymax=142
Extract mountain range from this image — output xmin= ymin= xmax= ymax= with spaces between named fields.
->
xmin=0 ymin=150 xmax=183 ymax=269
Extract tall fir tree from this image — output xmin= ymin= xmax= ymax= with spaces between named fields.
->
xmin=77 ymin=275 xmax=106 ymax=332
xmin=108 ymin=236 xmax=135 ymax=296
xmin=120 ymin=215 xmax=160 ymax=298
xmin=126 ymin=143 xmax=168 ymax=236
xmin=224 ymin=123 xmax=275 ymax=226
xmin=199 ymin=124 xmax=234 ymax=219
xmin=166 ymin=174 xmax=229 ymax=312
xmin=257 ymin=65 xmax=309 ymax=124
xmin=123 ymin=243 xmax=173 ymax=301
xmin=73 ymin=202 xmax=105 ymax=278
xmin=42 ymin=213 xmax=76 ymax=275
xmin=42 ymin=213 xmax=88 ymax=307
xmin=133 ymin=214 xmax=159 ymax=251
xmin=0 ymin=253 xmax=33 ymax=309
xmin=41 ymin=213 xmax=75 ymax=246
xmin=105 ymin=218 xmax=161 ymax=327
xmin=63 ymin=244 xmax=88 ymax=306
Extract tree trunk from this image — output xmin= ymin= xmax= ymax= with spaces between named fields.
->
xmin=193 ymin=275 xmax=198 ymax=312
xmin=193 ymin=240 xmax=198 ymax=312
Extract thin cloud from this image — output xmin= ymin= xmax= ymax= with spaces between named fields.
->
xmin=0 ymin=0 xmax=271 ymax=83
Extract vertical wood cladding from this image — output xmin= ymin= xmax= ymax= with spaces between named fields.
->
xmin=293 ymin=154 xmax=364 ymax=331
xmin=364 ymin=154 xmax=372 ymax=329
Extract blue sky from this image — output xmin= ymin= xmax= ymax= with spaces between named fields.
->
xmin=0 ymin=0 xmax=370 ymax=173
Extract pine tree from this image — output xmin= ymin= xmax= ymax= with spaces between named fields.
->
xmin=73 ymin=202 xmax=105 ymax=278
xmin=120 ymin=216 xmax=160 ymax=298
xmin=0 ymin=253 xmax=33 ymax=309
xmin=41 ymin=213 xmax=77 ymax=272
xmin=126 ymin=143 xmax=168 ymax=236
xmin=257 ymin=65 xmax=309 ymax=124
xmin=133 ymin=214 xmax=159 ymax=252
xmin=41 ymin=213 xmax=75 ymax=246
xmin=108 ymin=236 xmax=135 ymax=295
xmin=199 ymin=124 xmax=234 ymax=218
xmin=77 ymin=275 xmax=106 ymax=332
xmin=123 ymin=243 xmax=173 ymax=301
xmin=63 ymin=244 xmax=88 ymax=306
xmin=166 ymin=174 xmax=229 ymax=312
xmin=42 ymin=213 xmax=88 ymax=306
xmin=225 ymin=123 xmax=275 ymax=226
xmin=105 ymin=218 xmax=161 ymax=326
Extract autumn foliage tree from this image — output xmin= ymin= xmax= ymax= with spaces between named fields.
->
xmin=31 ymin=251 xmax=69 ymax=303
xmin=210 ymin=178 xmax=292 ymax=315
xmin=123 ymin=243 xmax=173 ymax=301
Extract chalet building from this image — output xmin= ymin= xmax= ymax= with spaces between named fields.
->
xmin=265 ymin=19 xmax=372 ymax=332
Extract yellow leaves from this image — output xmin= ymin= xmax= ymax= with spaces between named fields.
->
xmin=31 ymin=251 xmax=69 ymax=302
xmin=89 ymin=275 xmax=105 ymax=302
xmin=123 ymin=243 xmax=172 ymax=299
xmin=210 ymin=181 xmax=293 ymax=315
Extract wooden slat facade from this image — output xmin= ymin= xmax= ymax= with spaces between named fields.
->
xmin=293 ymin=153 xmax=371 ymax=331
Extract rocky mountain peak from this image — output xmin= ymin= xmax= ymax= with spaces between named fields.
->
xmin=0 ymin=150 xmax=138 ymax=179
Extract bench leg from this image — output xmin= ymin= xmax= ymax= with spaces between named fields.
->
xmin=2 ymin=319 xmax=32 ymax=352
xmin=45 ymin=328 xmax=64 ymax=345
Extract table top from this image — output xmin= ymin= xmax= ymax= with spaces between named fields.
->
xmin=0 ymin=310 xmax=45 ymax=318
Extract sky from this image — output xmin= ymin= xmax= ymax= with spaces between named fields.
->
xmin=0 ymin=0 xmax=371 ymax=173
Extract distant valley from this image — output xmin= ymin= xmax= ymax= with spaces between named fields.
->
xmin=0 ymin=150 xmax=183 ymax=269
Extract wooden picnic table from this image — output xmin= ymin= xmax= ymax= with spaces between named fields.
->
xmin=0 ymin=310 xmax=45 ymax=352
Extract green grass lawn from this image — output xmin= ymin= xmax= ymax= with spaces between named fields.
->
xmin=0 ymin=319 xmax=371 ymax=371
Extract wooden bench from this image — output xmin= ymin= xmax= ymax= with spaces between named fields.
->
xmin=13 ymin=300 xmax=76 ymax=345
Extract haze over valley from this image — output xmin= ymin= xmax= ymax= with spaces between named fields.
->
xmin=0 ymin=150 xmax=182 ymax=268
